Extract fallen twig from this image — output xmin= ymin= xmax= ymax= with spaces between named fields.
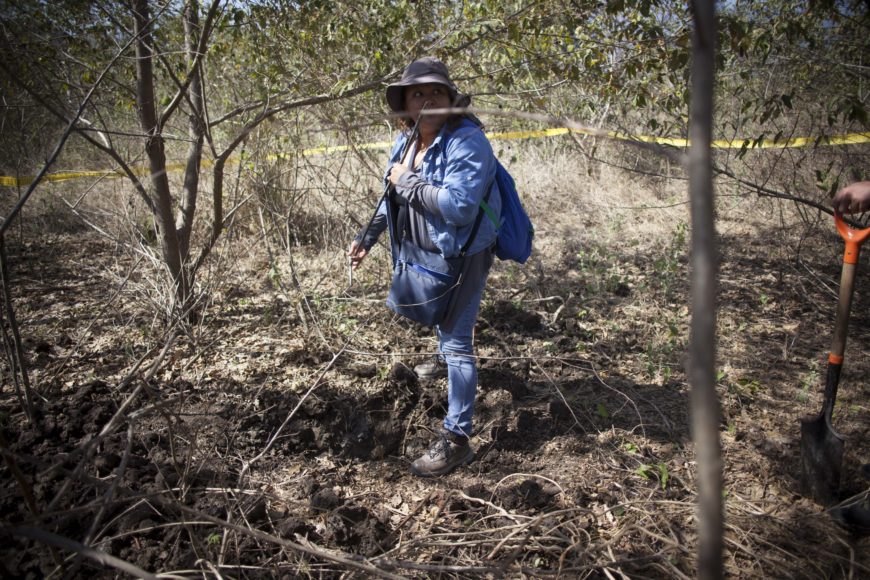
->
xmin=3 ymin=526 xmax=157 ymax=579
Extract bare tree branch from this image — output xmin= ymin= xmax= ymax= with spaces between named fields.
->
xmin=3 ymin=526 xmax=158 ymax=579
xmin=713 ymin=163 xmax=834 ymax=215
xmin=158 ymin=0 xmax=224 ymax=128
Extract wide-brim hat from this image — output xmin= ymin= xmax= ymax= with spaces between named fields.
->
xmin=386 ymin=57 xmax=461 ymax=113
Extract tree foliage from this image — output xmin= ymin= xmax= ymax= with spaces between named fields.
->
xmin=1 ymin=0 xmax=867 ymax=311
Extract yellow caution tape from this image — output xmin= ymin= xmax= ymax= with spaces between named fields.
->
xmin=488 ymin=127 xmax=870 ymax=149
xmin=490 ymin=127 xmax=573 ymax=140
xmin=266 ymin=141 xmax=395 ymax=160
xmin=4 ymin=129 xmax=869 ymax=188
xmin=0 ymin=170 xmax=124 ymax=187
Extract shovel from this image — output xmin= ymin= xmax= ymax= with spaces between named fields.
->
xmin=800 ymin=213 xmax=870 ymax=505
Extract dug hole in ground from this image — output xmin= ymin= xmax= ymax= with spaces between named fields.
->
xmin=1 ymin=138 xmax=869 ymax=578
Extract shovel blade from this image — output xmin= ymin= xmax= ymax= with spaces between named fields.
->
xmin=800 ymin=414 xmax=845 ymax=505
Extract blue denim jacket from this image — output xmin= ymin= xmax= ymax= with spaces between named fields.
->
xmin=366 ymin=117 xmax=502 ymax=259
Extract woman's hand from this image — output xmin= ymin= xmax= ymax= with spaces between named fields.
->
xmin=833 ymin=181 xmax=870 ymax=214
xmin=388 ymin=162 xmax=409 ymax=185
xmin=347 ymin=240 xmax=368 ymax=269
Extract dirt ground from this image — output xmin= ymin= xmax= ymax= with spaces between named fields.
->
xmin=1 ymin=195 xmax=870 ymax=578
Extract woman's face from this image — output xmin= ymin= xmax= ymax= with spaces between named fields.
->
xmin=404 ymin=83 xmax=452 ymax=134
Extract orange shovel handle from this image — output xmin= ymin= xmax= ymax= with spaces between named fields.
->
xmin=835 ymin=213 xmax=870 ymax=265
xmin=828 ymin=213 xmax=870 ymax=363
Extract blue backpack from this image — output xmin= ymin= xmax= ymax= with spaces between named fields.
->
xmin=481 ymin=161 xmax=534 ymax=263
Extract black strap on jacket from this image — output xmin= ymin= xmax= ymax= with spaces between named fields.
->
xmin=459 ymin=186 xmax=492 ymax=257
xmin=395 ymin=183 xmax=492 ymax=258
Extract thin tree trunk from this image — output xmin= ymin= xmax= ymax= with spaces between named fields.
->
xmin=0 ymin=235 xmax=34 ymax=423
xmin=176 ymin=0 xmax=205 ymax=263
xmin=190 ymin=157 xmax=225 ymax=275
xmin=132 ymin=0 xmax=188 ymax=306
xmin=688 ymin=1 xmax=723 ymax=579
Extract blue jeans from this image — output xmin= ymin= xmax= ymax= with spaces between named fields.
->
xmin=437 ymin=256 xmax=492 ymax=439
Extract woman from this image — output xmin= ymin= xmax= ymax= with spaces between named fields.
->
xmin=347 ymin=57 xmax=501 ymax=477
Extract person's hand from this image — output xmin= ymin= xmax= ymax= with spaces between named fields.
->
xmin=347 ymin=240 xmax=368 ymax=270
xmin=832 ymin=181 xmax=870 ymax=214
xmin=388 ymin=162 xmax=409 ymax=185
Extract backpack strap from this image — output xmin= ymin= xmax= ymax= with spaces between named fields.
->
xmin=457 ymin=177 xmax=496 ymax=257
xmin=480 ymin=197 xmax=499 ymax=229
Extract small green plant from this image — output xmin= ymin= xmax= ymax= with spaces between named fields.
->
xmin=596 ymin=402 xmax=610 ymax=419
xmin=667 ymin=319 xmax=680 ymax=346
xmin=207 ymin=532 xmax=221 ymax=546
xmin=673 ymin=220 xmax=687 ymax=247
xmin=658 ymin=463 xmax=669 ymax=489
xmin=337 ymin=318 xmax=358 ymax=334
xmin=637 ymin=464 xmax=654 ymax=479
xmin=759 ymin=292 xmax=770 ymax=306
xmin=624 ymin=442 xmax=640 ymax=455
xmin=576 ymin=248 xmax=603 ymax=294
xmin=731 ymin=377 xmax=761 ymax=396
xmin=641 ymin=310 xmax=686 ymax=384
xmin=268 ymin=263 xmax=283 ymax=289
xmin=798 ymin=365 xmax=819 ymax=403
xmin=652 ymin=221 xmax=688 ymax=300
xmin=637 ymin=462 xmax=670 ymax=490
xmin=504 ymin=263 xmax=520 ymax=285
xmin=261 ymin=303 xmax=276 ymax=325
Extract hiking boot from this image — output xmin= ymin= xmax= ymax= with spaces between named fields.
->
xmin=414 ymin=356 xmax=447 ymax=380
xmin=410 ymin=430 xmax=474 ymax=477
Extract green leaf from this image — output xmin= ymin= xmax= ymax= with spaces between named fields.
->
xmin=636 ymin=464 xmax=653 ymax=479
xmin=596 ymin=403 xmax=610 ymax=419
xmin=658 ymin=463 xmax=669 ymax=490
